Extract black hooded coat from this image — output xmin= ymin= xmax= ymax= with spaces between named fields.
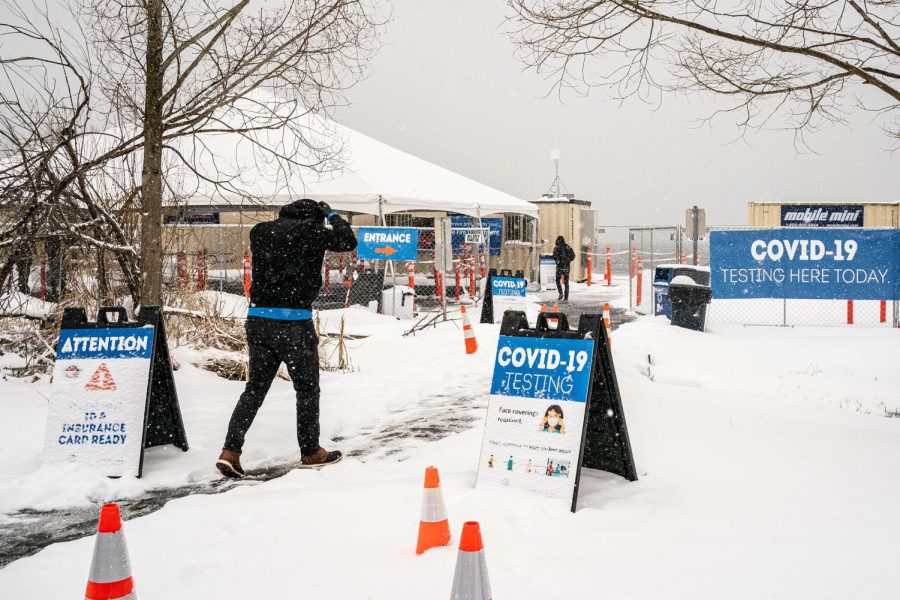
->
xmin=249 ymin=199 xmax=357 ymax=310
xmin=552 ymin=236 xmax=576 ymax=273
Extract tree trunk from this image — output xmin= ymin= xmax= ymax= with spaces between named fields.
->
xmin=140 ymin=0 xmax=165 ymax=306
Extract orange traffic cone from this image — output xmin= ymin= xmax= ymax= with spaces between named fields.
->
xmin=85 ymin=503 xmax=136 ymax=600
xmin=603 ymin=303 xmax=612 ymax=347
xmin=450 ymin=521 xmax=492 ymax=600
xmin=416 ymin=466 xmax=451 ymax=555
xmin=603 ymin=302 xmax=612 ymax=348
xmin=550 ymin=303 xmax=560 ymax=327
xmin=461 ymin=305 xmax=478 ymax=354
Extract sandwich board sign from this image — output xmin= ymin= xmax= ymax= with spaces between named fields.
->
xmin=476 ymin=311 xmax=637 ymax=511
xmin=42 ymin=306 xmax=188 ymax=478
xmin=487 ymin=276 xmax=527 ymax=323
xmin=357 ymin=227 xmax=419 ymax=262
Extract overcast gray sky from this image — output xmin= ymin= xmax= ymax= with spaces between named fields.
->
xmin=337 ymin=0 xmax=898 ymax=227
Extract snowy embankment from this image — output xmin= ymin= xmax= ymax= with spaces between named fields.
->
xmin=1 ymin=309 xmax=898 ymax=598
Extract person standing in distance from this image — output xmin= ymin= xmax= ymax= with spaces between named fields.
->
xmin=553 ymin=236 xmax=576 ymax=301
xmin=216 ymin=199 xmax=357 ymax=478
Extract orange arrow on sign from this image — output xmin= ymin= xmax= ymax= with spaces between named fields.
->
xmin=374 ymin=245 xmax=397 ymax=257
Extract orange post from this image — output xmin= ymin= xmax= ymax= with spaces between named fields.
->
xmin=606 ymin=245 xmax=612 ymax=286
xmin=586 ymin=246 xmax=592 ymax=286
xmin=196 ymin=248 xmax=207 ymax=291
xmin=847 ymin=299 xmax=854 ymax=325
xmin=407 ymin=261 xmax=415 ymax=290
xmin=455 ymin=258 xmax=461 ymax=302
xmin=469 ymin=256 xmax=476 ymax=299
xmin=630 ymin=247 xmax=636 ymax=278
xmin=636 ymin=256 xmax=643 ymax=306
xmin=242 ymin=250 xmax=252 ymax=299
xmin=880 ymin=300 xmax=887 ymax=324
xmin=324 ymin=260 xmax=330 ymax=296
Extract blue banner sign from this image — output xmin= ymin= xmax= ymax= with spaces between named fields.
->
xmin=491 ymin=336 xmax=595 ymax=402
xmin=57 ymin=328 xmax=155 ymax=360
xmin=450 ymin=215 xmax=502 ymax=256
xmin=491 ymin=276 xmax=527 ymax=298
xmin=710 ymin=229 xmax=899 ymax=300
xmin=357 ymin=227 xmax=419 ymax=261
xmin=780 ymin=204 xmax=864 ymax=228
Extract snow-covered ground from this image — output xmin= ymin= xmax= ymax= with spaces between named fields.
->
xmin=1 ymin=292 xmax=898 ymax=598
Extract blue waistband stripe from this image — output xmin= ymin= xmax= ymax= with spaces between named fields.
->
xmin=247 ymin=307 xmax=313 ymax=321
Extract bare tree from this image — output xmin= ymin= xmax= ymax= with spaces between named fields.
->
xmin=1 ymin=0 xmax=381 ymax=306
xmin=506 ymin=0 xmax=900 ymax=144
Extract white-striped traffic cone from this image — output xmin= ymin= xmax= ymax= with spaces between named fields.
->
xmin=85 ymin=503 xmax=136 ymax=600
xmin=416 ymin=466 xmax=451 ymax=554
xmin=603 ymin=302 xmax=612 ymax=347
xmin=461 ymin=305 xmax=478 ymax=354
xmin=450 ymin=521 xmax=492 ymax=600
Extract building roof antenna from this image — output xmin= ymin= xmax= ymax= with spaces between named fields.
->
xmin=547 ymin=148 xmax=566 ymax=198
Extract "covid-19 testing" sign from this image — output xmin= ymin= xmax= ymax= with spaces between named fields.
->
xmin=477 ymin=335 xmax=595 ymax=502
xmin=488 ymin=276 xmax=527 ymax=322
xmin=710 ymin=229 xmax=899 ymax=300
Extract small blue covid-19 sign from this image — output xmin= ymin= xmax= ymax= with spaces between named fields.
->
xmin=356 ymin=227 xmax=419 ymax=262
xmin=710 ymin=229 xmax=899 ymax=300
xmin=491 ymin=276 xmax=526 ymax=297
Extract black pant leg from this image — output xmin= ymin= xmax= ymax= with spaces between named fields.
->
xmin=279 ymin=321 xmax=321 ymax=456
xmin=223 ymin=319 xmax=282 ymax=452
xmin=563 ymin=271 xmax=570 ymax=299
xmin=555 ymin=270 xmax=563 ymax=296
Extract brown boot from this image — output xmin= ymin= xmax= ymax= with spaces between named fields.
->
xmin=216 ymin=449 xmax=245 ymax=478
xmin=299 ymin=447 xmax=343 ymax=469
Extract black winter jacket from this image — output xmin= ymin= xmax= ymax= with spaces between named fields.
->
xmin=249 ymin=199 xmax=357 ymax=310
xmin=553 ymin=242 xmax=576 ymax=273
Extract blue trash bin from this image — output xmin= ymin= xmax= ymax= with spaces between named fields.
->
xmin=652 ymin=265 xmax=711 ymax=318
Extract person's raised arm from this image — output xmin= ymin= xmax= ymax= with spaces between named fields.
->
xmin=319 ymin=201 xmax=357 ymax=253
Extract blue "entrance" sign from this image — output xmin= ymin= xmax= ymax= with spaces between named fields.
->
xmin=491 ymin=276 xmax=527 ymax=297
xmin=357 ymin=227 xmax=419 ymax=261
xmin=710 ymin=229 xmax=899 ymax=300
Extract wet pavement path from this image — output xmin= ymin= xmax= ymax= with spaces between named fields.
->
xmin=532 ymin=291 xmax=637 ymax=331
xmin=0 ymin=389 xmax=486 ymax=568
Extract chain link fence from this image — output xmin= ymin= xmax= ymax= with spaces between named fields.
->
xmin=594 ymin=224 xmax=896 ymax=328
xmin=160 ymin=224 xmax=491 ymax=316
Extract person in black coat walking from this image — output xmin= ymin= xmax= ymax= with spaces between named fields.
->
xmin=216 ymin=199 xmax=357 ymax=478
xmin=553 ymin=236 xmax=575 ymax=301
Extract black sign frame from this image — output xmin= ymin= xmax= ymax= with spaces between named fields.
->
xmin=499 ymin=310 xmax=638 ymax=512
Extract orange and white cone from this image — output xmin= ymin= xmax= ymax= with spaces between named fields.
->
xmin=603 ymin=303 xmax=612 ymax=347
xmin=461 ymin=305 xmax=478 ymax=354
xmin=450 ymin=521 xmax=492 ymax=600
xmin=85 ymin=503 xmax=136 ymax=600
xmin=416 ymin=466 xmax=451 ymax=555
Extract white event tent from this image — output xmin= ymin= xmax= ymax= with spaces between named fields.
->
xmin=176 ymin=103 xmax=538 ymax=219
